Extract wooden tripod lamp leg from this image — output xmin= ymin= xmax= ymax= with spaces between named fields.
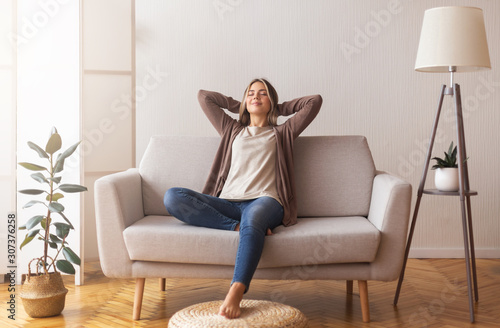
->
xmin=454 ymin=84 xmax=477 ymax=323
xmin=394 ymin=84 xmax=447 ymax=305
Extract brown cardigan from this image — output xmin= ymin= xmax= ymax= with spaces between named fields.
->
xmin=198 ymin=89 xmax=322 ymax=226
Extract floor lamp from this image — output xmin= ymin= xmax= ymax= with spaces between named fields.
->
xmin=393 ymin=7 xmax=491 ymax=323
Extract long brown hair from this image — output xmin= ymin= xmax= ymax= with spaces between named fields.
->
xmin=239 ymin=78 xmax=279 ymax=126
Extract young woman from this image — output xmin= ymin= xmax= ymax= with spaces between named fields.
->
xmin=164 ymin=78 xmax=322 ymax=319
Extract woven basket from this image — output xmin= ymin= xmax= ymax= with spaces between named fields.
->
xmin=168 ymin=299 xmax=308 ymax=328
xmin=19 ymin=257 xmax=68 ymax=318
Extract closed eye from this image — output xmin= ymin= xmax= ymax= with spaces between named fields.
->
xmin=248 ymin=90 xmax=267 ymax=96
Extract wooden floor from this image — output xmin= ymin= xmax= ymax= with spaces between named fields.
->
xmin=1 ymin=259 xmax=499 ymax=327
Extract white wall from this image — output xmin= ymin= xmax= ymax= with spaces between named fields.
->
xmin=16 ymin=0 xmax=82 ymax=283
xmin=2 ymin=0 xmax=134 ymax=271
xmin=135 ymin=0 xmax=500 ymax=258
xmin=82 ymin=0 xmax=134 ymax=262
xmin=0 ymin=0 xmax=16 ymax=277
xmin=5 ymin=1 xmax=497 ymax=266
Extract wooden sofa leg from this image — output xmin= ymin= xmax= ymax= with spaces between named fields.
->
xmin=358 ymin=280 xmax=370 ymax=323
xmin=346 ymin=280 xmax=353 ymax=294
xmin=133 ymin=278 xmax=146 ymax=320
xmin=159 ymin=278 xmax=166 ymax=291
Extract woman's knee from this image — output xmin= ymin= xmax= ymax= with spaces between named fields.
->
xmin=241 ymin=202 xmax=275 ymax=229
xmin=240 ymin=198 xmax=283 ymax=231
xmin=163 ymin=187 xmax=182 ymax=212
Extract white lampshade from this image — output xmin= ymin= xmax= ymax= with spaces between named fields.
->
xmin=415 ymin=6 xmax=491 ymax=72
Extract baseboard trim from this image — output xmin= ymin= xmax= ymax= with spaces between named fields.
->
xmin=409 ymin=248 xmax=500 ymax=259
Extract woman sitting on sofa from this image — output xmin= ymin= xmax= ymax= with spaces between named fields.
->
xmin=164 ymin=78 xmax=322 ymax=319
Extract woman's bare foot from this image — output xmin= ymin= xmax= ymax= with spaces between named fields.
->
xmin=219 ymin=282 xmax=246 ymax=319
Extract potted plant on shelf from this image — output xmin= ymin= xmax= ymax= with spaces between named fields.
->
xmin=431 ymin=141 xmax=465 ymax=192
xmin=17 ymin=127 xmax=87 ymax=318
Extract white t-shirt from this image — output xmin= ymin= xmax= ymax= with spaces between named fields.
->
xmin=219 ymin=126 xmax=281 ymax=204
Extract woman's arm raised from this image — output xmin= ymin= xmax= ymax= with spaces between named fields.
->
xmin=278 ymin=94 xmax=323 ymax=139
xmin=198 ymin=90 xmax=241 ymax=136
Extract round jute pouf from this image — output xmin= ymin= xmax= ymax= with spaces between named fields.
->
xmin=168 ymin=299 xmax=308 ymax=328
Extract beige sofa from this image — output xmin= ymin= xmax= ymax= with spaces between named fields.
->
xmin=94 ymin=135 xmax=412 ymax=322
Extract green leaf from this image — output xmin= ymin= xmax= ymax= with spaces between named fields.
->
xmin=20 ymin=235 xmax=34 ymax=250
xmin=48 ymin=193 xmax=64 ymax=202
xmin=448 ymin=141 xmax=454 ymax=155
xmin=434 ymin=158 xmax=445 ymax=166
xmin=58 ymin=184 xmax=88 ymax=193
xmin=28 ymin=229 xmax=40 ymax=237
xmin=48 ymin=176 xmax=62 ymax=184
xmin=56 ymin=212 xmax=74 ymax=229
xmin=31 ymin=172 xmax=48 ymax=184
xmin=20 ymin=229 xmax=40 ymax=250
xmin=19 ymin=162 xmax=46 ymax=171
xmin=451 ymin=146 xmax=457 ymax=162
xmin=444 ymin=152 xmax=451 ymax=162
xmin=49 ymin=242 xmax=58 ymax=249
xmin=60 ymin=141 xmax=81 ymax=160
xmin=54 ymin=222 xmax=71 ymax=239
xmin=49 ymin=233 xmax=62 ymax=244
xmin=56 ymin=260 xmax=75 ymax=274
xmin=54 ymin=158 xmax=65 ymax=173
xmin=62 ymin=247 xmax=81 ymax=266
xmin=41 ymin=218 xmax=47 ymax=229
xmin=48 ymin=202 xmax=65 ymax=213
xmin=25 ymin=215 xmax=45 ymax=230
xmin=50 ymin=233 xmax=64 ymax=244
xmin=45 ymin=132 xmax=62 ymax=155
xmin=18 ymin=189 xmax=46 ymax=195
xmin=23 ymin=200 xmax=46 ymax=209
xmin=28 ymin=141 xmax=49 ymax=159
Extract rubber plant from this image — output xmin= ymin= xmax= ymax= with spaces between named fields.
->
xmin=18 ymin=127 xmax=87 ymax=275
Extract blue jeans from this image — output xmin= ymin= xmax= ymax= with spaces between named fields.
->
xmin=164 ymin=187 xmax=283 ymax=291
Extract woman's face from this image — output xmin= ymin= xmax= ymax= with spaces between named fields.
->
xmin=246 ymin=82 xmax=271 ymax=117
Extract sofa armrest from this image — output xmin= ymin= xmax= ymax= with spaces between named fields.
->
xmin=367 ymin=172 xmax=412 ymax=280
xmin=94 ymin=168 xmax=145 ymax=278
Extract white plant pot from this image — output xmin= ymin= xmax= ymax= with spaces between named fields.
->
xmin=434 ymin=168 xmax=459 ymax=192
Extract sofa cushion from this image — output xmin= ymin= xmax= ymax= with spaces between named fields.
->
xmin=139 ymin=135 xmax=375 ymax=218
xmin=123 ymin=215 xmax=381 ymax=268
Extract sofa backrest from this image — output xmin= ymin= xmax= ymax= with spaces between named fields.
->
xmin=293 ymin=136 xmax=375 ymax=217
xmin=140 ymin=135 xmax=375 ymax=218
